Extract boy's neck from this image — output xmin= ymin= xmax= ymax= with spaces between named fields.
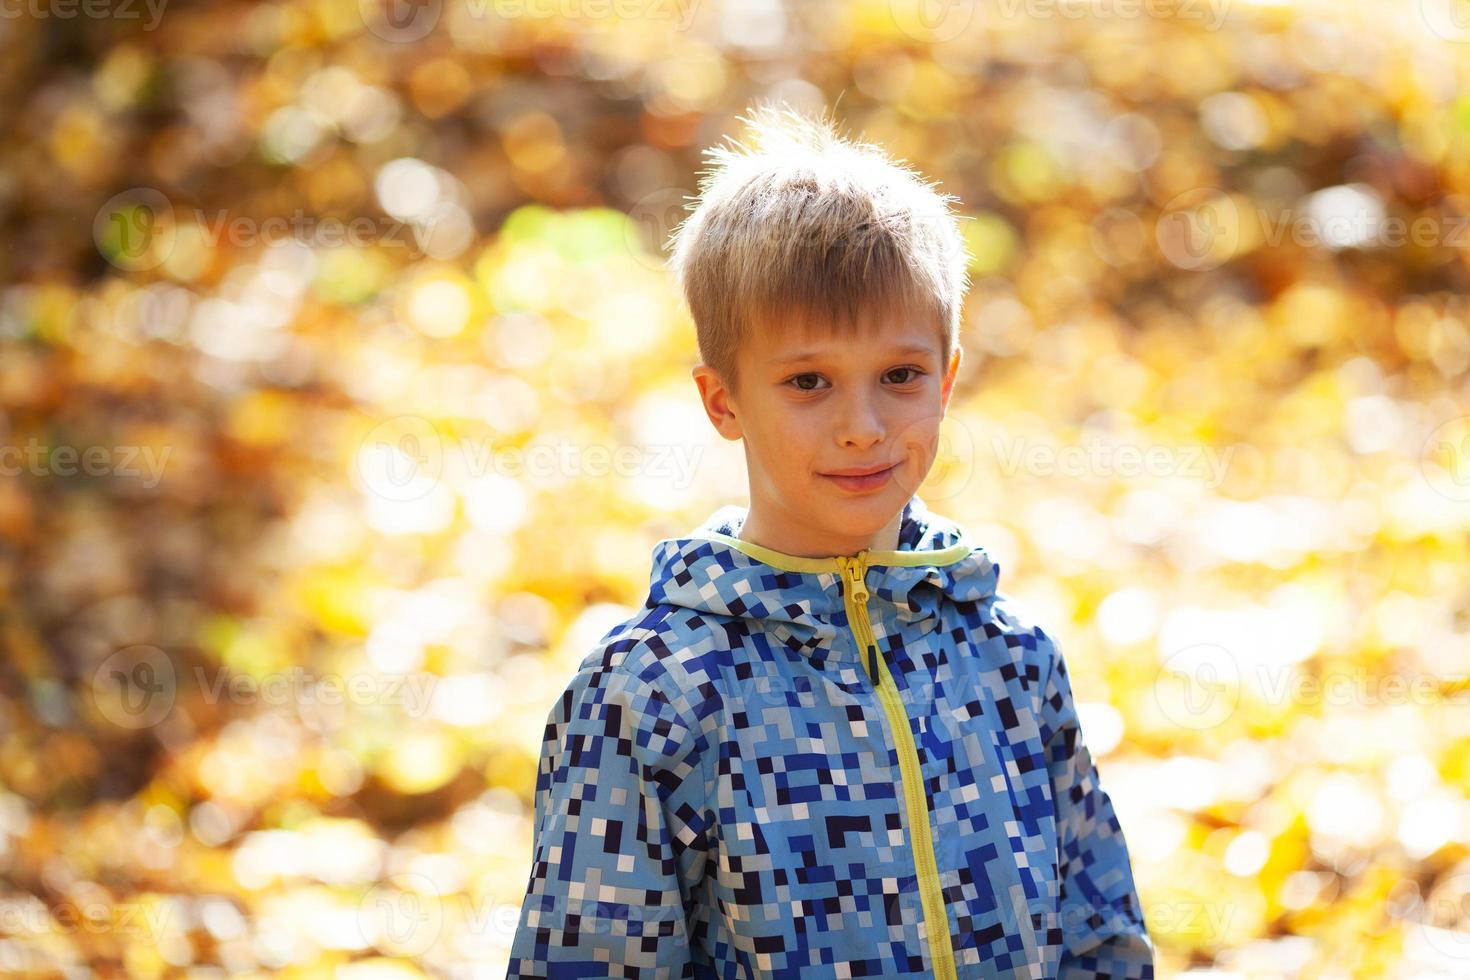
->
xmin=736 ymin=502 xmax=903 ymax=558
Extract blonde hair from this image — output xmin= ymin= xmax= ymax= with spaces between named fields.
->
xmin=667 ymin=103 xmax=970 ymax=393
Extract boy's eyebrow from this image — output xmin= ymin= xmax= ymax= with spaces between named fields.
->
xmin=768 ymin=342 xmax=937 ymax=365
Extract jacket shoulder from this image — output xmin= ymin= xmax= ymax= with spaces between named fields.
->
xmin=983 ymin=588 xmax=1067 ymax=684
xmin=569 ymin=601 xmax=721 ymax=732
xmin=579 ymin=598 xmax=727 ymax=665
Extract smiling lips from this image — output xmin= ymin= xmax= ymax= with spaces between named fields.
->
xmin=821 ymin=461 xmax=899 ymax=493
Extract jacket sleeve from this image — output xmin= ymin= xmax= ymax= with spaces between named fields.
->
xmin=506 ymin=655 xmax=711 ymax=979
xmin=1038 ymin=630 xmax=1156 ymax=979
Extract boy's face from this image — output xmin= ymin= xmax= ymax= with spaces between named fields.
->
xmin=693 ymin=304 xmax=962 ymax=558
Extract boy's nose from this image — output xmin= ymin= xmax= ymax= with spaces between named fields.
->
xmin=837 ymin=398 xmax=886 ymax=448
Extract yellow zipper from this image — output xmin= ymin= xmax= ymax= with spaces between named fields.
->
xmin=839 ymin=552 xmax=958 ymax=980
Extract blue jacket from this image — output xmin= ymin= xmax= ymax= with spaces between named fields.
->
xmin=508 ymin=495 xmax=1154 ymax=978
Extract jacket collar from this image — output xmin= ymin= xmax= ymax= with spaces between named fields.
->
xmin=646 ymin=495 xmax=999 ymax=642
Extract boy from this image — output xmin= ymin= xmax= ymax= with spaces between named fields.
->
xmin=507 ymin=105 xmax=1154 ymax=979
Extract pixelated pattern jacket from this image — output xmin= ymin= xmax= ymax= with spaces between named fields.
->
xmin=507 ymin=495 xmax=1154 ymax=979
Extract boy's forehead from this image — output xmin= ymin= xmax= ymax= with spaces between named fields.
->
xmin=746 ymin=307 xmax=944 ymax=363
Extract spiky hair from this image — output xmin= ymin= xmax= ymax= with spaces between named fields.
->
xmin=667 ymin=103 xmax=970 ymax=392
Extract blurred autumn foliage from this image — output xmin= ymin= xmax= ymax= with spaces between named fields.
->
xmin=1 ymin=0 xmax=1469 ymax=976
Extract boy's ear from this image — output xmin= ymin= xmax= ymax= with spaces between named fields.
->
xmin=939 ymin=344 xmax=963 ymax=414
xmin=692 ymin=363 xmax=743 ymax=441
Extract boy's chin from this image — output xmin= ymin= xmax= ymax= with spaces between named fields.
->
xmin=810 ymin=485 xmax=906 ymax=523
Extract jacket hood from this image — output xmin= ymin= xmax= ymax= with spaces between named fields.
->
xmin=646 ymin=494 xmax=1000 ymax=648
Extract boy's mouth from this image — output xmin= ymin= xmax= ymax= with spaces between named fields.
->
xmin=820 ymin=461 xmax=899 ymax=492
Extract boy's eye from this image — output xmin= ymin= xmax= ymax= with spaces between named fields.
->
xmin=784 ymin=368 xmax=926 ymax=391
xmin=787 ymin=373 xmax=828 ymax=391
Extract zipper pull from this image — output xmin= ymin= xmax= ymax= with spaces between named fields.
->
xmin=841 ymin=553 xmax=879 ymax=683
xmin=848 ymin=550 xmax=869 ymax=603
